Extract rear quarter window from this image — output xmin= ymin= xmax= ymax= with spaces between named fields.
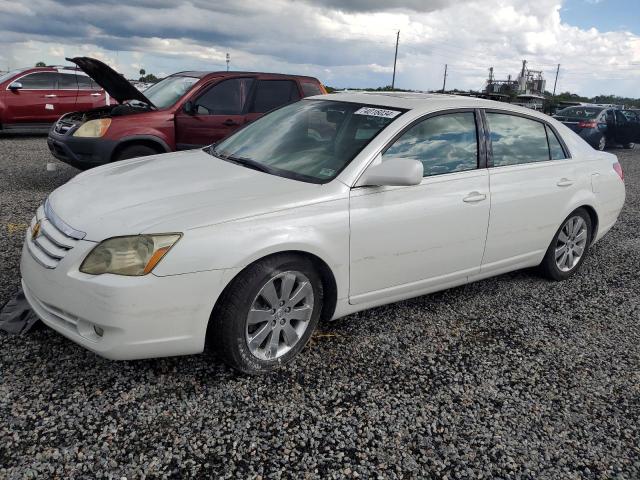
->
xmin=251 ymin=80 xmax=300 ymax=113
xmin=300 ymin=81 xmax=323 ymax=97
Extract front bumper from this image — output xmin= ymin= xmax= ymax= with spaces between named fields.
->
xmin=48 ymin=129 xmax=117 ymax=170
xmin=20 ymin=230 xmax=229 ymax=360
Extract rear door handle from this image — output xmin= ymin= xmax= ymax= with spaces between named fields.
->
xmin=44 ymin=94 xmax=57 ymax=98
xmin=557 ymin=178 xmax=574 ymax=187
xmin=223 ymin=119 xmax=239 ymax=126
xmin=90 ymin=93 xmax=101 ymax=96
xmin=463 ymin=192 xmax=487 ymax=203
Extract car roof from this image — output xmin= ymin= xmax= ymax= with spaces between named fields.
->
xmin=312 ymin=91 xmax=548 ymax=116
xmin=171 ymin=71 xmax=321 ymax=81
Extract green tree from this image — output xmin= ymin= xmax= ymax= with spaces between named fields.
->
xmin=35 ymin=61 xmax=46 ymax=67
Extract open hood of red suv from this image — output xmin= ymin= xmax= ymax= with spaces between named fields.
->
xmin=66 ymin=56 xmax=155 ymax=108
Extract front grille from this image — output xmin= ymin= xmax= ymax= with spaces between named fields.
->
xmin=54 ymin=118 xmax=76 ymax=135
xmin=26 ymin=202 xmax=85 ymax=269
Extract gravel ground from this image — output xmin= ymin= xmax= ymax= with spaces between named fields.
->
xmin=1 ymin=135 xmax=639 ymax=479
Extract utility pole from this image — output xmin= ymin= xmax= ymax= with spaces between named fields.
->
xmin=391 ymin=30 xmax=399 ymax=90
xmin=226 ymin=53 xmax=230 ymax=71
xmin=441 ymin=64 xmax=448 ymax=93
xmin=552 ymin=63 xmax=560 ymax=97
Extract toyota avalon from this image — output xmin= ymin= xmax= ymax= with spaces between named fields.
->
xmin=21 ymin=93 xmax=626 ymax=373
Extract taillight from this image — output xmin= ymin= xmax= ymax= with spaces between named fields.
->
xmin=578 ymin=120 xmax=598 ymax=129
xmin=613 ymin=162 xmax=624 ymax=181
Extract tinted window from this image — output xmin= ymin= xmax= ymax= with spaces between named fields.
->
xmin=621 ymin=110 xmax=638 ymax=122
xmin=196 ymin=78 xmax=254 ymax=115
xmin=555 ymin=106 xmax=603 ymax=119
xmin=57 ymin=73 xmax=78 ymax=89
xmin=76 ymin=75 xmax=92 ymax=89
xmin=301 ymin=82 xmax=323 ymax=97
xmin=546 ymin=125 xmax=566 ymax=160
xmin=383 ymin=112 xmax=478 ymax=176
xmin=615 ymin=110 xmax=629 ymax=124
xmin=19 ymin=72 xmax=57 ymax=89
xmin=487 ymin=113 xmax=549 ymax=166
xmin=251 ymin=80 xmax=300 ymax=113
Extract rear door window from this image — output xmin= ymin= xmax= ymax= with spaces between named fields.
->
xmin=251 ymin=80 xmax=300 ymax=113
xmin=383 ymin=111 xmax=478 ymax=176
xmin=195 ymin=78 xmax=254 ymax=115
xmin=487 ymin=113 xmax=550 ymax=166
xmin=18 ymin=72 xmax=57 ymax=89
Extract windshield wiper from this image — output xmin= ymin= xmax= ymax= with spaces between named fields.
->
xmin=209 ymin=148 xmax=273 ymax=174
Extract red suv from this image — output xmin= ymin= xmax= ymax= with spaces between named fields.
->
xmin=47 ymin=57 xmax=326 ymax=169
xmin=0 ymin=65 xmax=111 ymax=133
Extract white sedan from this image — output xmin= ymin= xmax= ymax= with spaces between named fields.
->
xmin=20 ymin=93 xmax=625 ymax=373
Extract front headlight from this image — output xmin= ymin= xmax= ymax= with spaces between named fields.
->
xmin=73 ymin=118 xmax=112 ymax=138
xmin=80 ymin=234 xmax=181 ymax=276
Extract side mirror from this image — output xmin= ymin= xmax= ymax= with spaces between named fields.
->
xmin=356 ymin=157 xmax=423 ymax=187
xmin=183 ymin=101 xmax=195 ymax=115
xmin=8 ymin=81 xmax=22 ymax=90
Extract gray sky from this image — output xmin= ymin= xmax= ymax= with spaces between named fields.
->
xmin=0 ymin=0 xmax=638 ymax=96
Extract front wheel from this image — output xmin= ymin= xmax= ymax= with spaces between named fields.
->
xmin=596 ymin=135 xmax=606 ymax=151
xmin=539 ymin=208 xmax=593 ymax=281
xmin=209 ymin=254 xmax=323 ymax=374
xmin=624 ymin=142 xmax=635 ymax=150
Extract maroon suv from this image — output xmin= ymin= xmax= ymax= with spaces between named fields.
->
xmin=47 ymin=57 xmax=326 ymax=169
xmin=0 ymin=65 xmax=111 ymax=133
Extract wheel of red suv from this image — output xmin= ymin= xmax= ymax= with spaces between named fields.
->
xmin=596 ymin=135 xmax=606 ymax=151
xmin=209 ymin=254 xmax=323 ymax=374
xmin=539 ymin=208 xmax=593 ymax=281
xmin=114 ymin=144 xmax=159 ymax=162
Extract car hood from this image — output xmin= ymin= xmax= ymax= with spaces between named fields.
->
xmin=66 ymin=56 xmax=155 ymax=107
xmin=47 ymin=149 xmax=343 ymax=241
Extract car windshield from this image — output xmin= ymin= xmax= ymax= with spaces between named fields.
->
xmin=0 ymin=68 xmax=27 ymax=84
xmin=211 ymin=99 xmax=405 ymax=183
xmin=556 ymin=106 xmax=603 ymax=119
xmin=141 ymin=75 xmax=199 ymax=109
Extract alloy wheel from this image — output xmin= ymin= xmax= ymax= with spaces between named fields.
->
xmin=555 ymin=215 xmax=588 ymax=272
xmin=245 ymin=271 xmax=314 ymax=360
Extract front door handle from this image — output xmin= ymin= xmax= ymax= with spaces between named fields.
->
xmin=557 ymin=178 xmax=574 ymax=187
xmin=44 ymin=94 xmax=57 ymax=98
xmin=223 ymin=119 xmax=239 ymax=126
xmin=463 ymin=192 xmax=487 ymax=203
xmin=90 ymin=93 xmax=101 ymax=96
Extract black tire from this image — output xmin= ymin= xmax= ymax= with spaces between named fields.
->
xmin=208 ymin=254 xmax=323 ymax=374
xmin=624 ymin=143 xmax=635 ymax=150
xmin=113 ymin=144 xmax=159 ymax=162
xmin=596 ymin=135 xmax=606 ymax=151
xmin=539 ymin=208 xmax=593 ymax=281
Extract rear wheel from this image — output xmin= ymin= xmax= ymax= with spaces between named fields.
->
xmin=539 ymin=208 xmax=592 ymax=281
xmin=113 ymin=144 xmax=159 ymax=162
xmin=209 ymin=254 xmax=323 ymax=374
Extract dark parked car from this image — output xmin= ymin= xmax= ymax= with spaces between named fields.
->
xmin=553 ymin=105 xmax=640 ymax=150
xmin=47 ymin=57 xmax=326 ymax=169
xmin=0 ymin=65 xmax=111 ymax=133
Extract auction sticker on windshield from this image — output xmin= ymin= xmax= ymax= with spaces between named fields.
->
xmin=354 ymin=107 xmax=401 ymax=119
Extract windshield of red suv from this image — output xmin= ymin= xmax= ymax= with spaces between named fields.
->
xmin=0 ymin=68 xmax=27 ymax=84
xmin=211 ymin=99 xmax=406 ymax=183
xmin=140 ymin=75 xmax=199 ymax=109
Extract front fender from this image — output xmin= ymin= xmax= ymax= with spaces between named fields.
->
xmin=152 ymin=198 xmax=350 ymax=301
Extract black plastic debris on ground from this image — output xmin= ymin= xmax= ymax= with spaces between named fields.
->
xmin=0 ymin=289 xmax=41 ymax=334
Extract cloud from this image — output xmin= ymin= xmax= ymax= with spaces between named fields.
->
xmin=0 ymin=0 xmax=638 ymax=97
